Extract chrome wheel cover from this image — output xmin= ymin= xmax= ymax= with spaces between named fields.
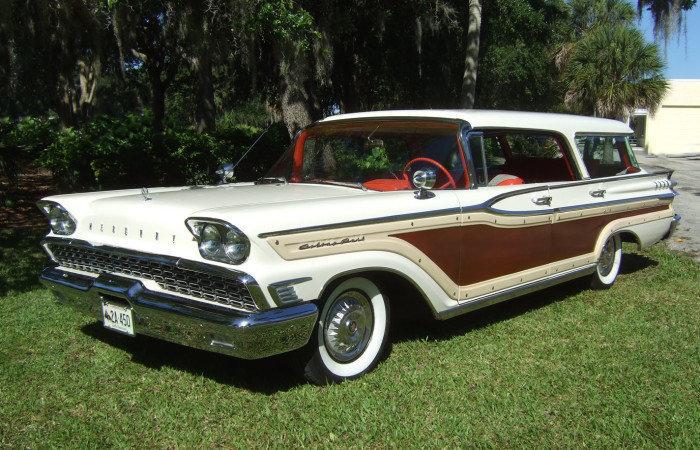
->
xmin=598 ymin=238 xmax=616 ymax=277
xmin=323 ymin=290 xmax=374 ymax=363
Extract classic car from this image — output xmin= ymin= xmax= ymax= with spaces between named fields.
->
xmin=38 ymin=110 xmax=680 ymax=384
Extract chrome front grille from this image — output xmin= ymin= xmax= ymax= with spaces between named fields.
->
xmin=46 ymin=242 xmax=258 ymax=311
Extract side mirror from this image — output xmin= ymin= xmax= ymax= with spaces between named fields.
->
xmin=215 ymin=163 xmax=235 ymax=184
xmin=411 ymin=169 xmax=437 ymax=199
xmin=412 ymin=169 xmax=437 ymax=189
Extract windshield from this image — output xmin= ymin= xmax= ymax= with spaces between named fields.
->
xmin=267 ymin=119 xmax=467 ymax=191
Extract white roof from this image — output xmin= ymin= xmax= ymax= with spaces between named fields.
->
xmin=320 ymin=109 xmax=632 ymax=135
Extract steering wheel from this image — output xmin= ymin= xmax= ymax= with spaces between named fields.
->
xmin=403 ymin=157 xmax=457 ymax=189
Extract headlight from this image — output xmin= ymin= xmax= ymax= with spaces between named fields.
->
xmin=185 ymin=218 xmax=250 ymax=264
xmin=37 ymin=201 xmax=77 ymax=235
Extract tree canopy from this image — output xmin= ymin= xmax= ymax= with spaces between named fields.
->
xmin=0 ymin=0 xmax=684 ymax=192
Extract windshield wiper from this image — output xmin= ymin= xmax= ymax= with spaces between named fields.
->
xmin=255 ymin=176 xmax=287 ymax=185
xmin=301 ymin=180 xmax=367 ymax=191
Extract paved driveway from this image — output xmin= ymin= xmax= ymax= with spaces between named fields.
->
xmin=635 ymin=150 xmax=700 ymax=261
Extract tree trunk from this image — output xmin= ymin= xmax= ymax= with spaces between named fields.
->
xmin=460 ymin=0 xmax=482 ymax=109
xmin=149 ymin=71 xmax=166 ymax=134
xmin=56 ymin=74 xmax=77 ymax=128
xmin=247 ymin=37 xmax=259 ymax=95
xmin=77 ymin=53 xmax=101 ymax=121
xmin=186 ymin=3 xmax=216 ymax=133
xmin=275 ymin=40 xmax=317 ymax=137
xmin=415 ymin=17 xmax=423 ymax=81
xmin=190 ymin=50 xmax=216 ymax=133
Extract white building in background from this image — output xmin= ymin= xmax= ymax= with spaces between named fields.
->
xmin=630 ymin=79 xmax=700 ymax=156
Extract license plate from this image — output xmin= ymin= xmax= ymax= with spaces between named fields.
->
xmin=101 ymin=301 xmax=135 ymax=336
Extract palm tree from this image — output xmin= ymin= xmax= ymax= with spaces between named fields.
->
xmin=562 ymin=24 xmax=668 ymax=120
xmin=556 ymin=0 xmax=637 ymax=81
xmin=637 ymin=0 xmax=696 ymax=45
xmin=570 ymin=0 xmax=637 ymax=34
xmin=460 ymin=0 xmax=482 ymax=108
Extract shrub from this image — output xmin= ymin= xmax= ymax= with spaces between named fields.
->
xmin=40 ymin=112 xmax=290 ymax=192
xmin=0 ymin=116 xmax=57 ymax=188
xmin=42 ymin=114 xmax=156 ymax=191
xmin=214 ymin=121 xmax=290 ymax=182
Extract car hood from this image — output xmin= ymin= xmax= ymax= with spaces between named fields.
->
xmin=92 ymin=183 xmax=361 ymax=214
xmin=44 ymin=183 xmax=366 ymax=256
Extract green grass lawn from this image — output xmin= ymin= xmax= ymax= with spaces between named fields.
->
xmin=1 ymin=234 xmax=698 ymax=447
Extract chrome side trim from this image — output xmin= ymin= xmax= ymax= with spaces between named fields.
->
xmin=41 ymin=237 xmax=269 ymax=311
xmin=258 ymin=207 xmax=462 ymax=238
xmin=547 ymin=170 xmax=673 ymax=189
xmin=556 ymin=193 xmax=675 ymax=213
xmin=267 ymin=277 xmax=312 ymax=306
xmin=259 ymin=193 xmax=674 ymax=238
xmin=39 ymin=267 xmax=318 ymax=359
xmin=436 ymin=264 xmax=597 ymax=320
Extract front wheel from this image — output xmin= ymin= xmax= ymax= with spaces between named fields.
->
xmin=303 ymin=277 xmax=391 ymax=385
xmin=590 ymin=234 xmax=622 ymax=289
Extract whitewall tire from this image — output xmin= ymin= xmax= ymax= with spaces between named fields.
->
xmin=303 ymin=277 xmax=391 ymax=384
xmin=590 ymin=234 xmax=622 ymax=289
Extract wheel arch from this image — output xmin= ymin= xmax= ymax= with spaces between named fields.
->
xmin=316 ymin=267 xmax=437 ymax=320
xmin=617 ymin=230 xmax=642 ymax=250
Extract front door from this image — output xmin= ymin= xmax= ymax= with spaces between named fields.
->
xmin=452 ymin=130 xmax=554 ymax=301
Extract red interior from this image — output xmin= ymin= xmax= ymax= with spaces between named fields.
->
xmin=496 ymin=176 xmax=524 ymax=186
xmin=500 ymin=158 xmax=573 ymax=183
xmin=362 ymin=178 xmax=412 ymax=191
xmin=493 ymin=134 xmax=576 ymax=183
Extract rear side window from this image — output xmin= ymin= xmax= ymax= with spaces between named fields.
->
xmin=466 ymin=131 xmax=577 ymax=185
xmin=575 ymin=135 xmax=640 ymax=178
xmin=507 ymin=134 xmax=564 ymax=159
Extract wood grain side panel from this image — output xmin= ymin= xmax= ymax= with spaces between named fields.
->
xmin=458 ymin=223 xmax=551 ymax=285
xmin=392 ymin=226 xmax=462 ymax=283
xmin=393 ymin=204 xmax=671 ymax=287
xmin=393 ymin=223 xmax=550 ymax=286
xmin=550 ymin=205 xmax=669 ymax=261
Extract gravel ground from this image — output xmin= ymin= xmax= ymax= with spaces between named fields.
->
xmin=635 ymin=149 xmax=700 ymax=261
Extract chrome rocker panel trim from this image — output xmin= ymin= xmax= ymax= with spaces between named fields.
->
xmin=39 ymin=267 xmax=318 ymax=360
xmin=437 ymin=264 xmax=597 ymax=320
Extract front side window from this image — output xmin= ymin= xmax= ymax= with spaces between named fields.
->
xmin=574 ymin=135 xmax=640 ymax=178
xmin=268 ymin=120 xmax=469 ymax=191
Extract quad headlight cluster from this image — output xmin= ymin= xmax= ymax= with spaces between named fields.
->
xmin=185 ymin=219 xmax=250 ymax=265
xmin=37 ymin=201 xmax=77 ymax=235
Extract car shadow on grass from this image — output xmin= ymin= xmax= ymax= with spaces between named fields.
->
xmin=80 ymin=322 xmax=308 ymax=394
xmin=78 ymin=252 xmax=657 ymax=392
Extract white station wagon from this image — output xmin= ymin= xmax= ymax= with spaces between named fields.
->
xmin=38 ymin=110 xmax=680 ymax=384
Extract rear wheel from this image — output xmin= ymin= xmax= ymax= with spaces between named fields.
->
xmin=590 ymin=234 xmax=622 ymax=289
xmin=303 ymin=277 xmax=391 ymax=385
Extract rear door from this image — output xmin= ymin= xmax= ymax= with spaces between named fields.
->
xmin=548 ymin=134 xmax=674 ymax=262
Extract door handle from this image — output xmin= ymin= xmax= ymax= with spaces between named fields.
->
xmin=532 ymin=196 xmax=552 ymax=206
xmin=589 ymin=189 xmax=606 ymax=198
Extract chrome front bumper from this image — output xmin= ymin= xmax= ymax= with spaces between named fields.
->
xmin=40 ymin=267 xmax=318 ymax=359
